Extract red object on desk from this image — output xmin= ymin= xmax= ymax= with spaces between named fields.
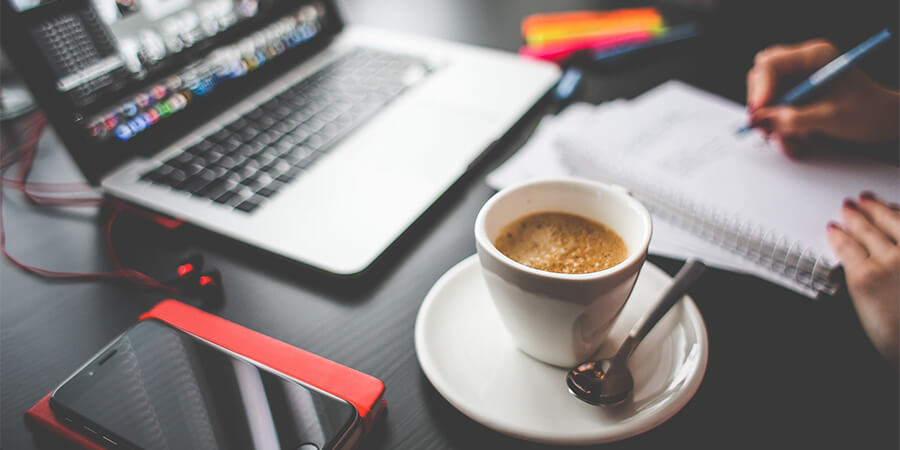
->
xmin=25 ymin=299 xmax=386 ymax=448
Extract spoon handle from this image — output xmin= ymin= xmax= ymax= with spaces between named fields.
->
xmin=620 ymin=259 xmax=707 ymax=359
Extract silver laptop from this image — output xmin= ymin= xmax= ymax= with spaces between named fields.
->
xmin=1 ymin=0 xmax=559 ymax=274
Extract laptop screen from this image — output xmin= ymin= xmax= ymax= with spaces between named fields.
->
xmin=1 ymin=0 xmax=342 ymax=181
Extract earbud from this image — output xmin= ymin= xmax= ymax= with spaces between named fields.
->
xmin=194 ymin=269 xmax=224 ymax=309
xmin=166 ymin=252 xmax=224 ymax=309
xmin=173 ymin=252 xmax=204 ymax=284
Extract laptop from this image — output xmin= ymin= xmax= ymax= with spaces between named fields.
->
xmin=1 ymin=0 xmax=559 ymax=275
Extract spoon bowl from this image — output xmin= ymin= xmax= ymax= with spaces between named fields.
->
xmin=567 ymin=358 xmax=633 ymax=405
xmin=566 ymin=259 xmax=706 ymax=406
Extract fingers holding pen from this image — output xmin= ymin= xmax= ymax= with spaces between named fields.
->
xmin=750 ymin=103 xmax=840 ymax=137
xmin=746 ymin=40 xmax=840 ymax=110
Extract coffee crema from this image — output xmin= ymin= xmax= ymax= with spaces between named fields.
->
xmin=493 ymin=211 xmax=628 ymax=274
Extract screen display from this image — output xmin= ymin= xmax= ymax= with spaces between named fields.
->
xmin=9 ymin=0 xmax=55 ymax=12
xmin=76 ymin=0 xmax=329 ymax=143
xmin=81 ymin=0 xmax=328 ymax=143
xmin=3 ymin=0 xmax=336 ymax=182
xmin=51 ymin=320 xmax=357 ymax=449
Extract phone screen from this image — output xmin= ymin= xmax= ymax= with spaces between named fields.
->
xmin=51 ymin=319 xmax=358 ymax=450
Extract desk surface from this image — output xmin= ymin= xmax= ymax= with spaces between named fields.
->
xmin=2 ymin=1 xmax=898 ymax=449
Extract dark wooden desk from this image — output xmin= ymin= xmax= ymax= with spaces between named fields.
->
xmin=2 ymin=1 xmax=897 ymax=449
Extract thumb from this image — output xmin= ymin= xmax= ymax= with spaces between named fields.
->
xmin=746 ymin=40 xmax=839 ymax=110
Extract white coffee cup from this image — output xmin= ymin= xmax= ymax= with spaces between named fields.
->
xmin=474 ymin=178 xmax=652 ymax=367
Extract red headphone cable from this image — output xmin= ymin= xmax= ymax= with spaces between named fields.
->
xmin=0 ymin=112 xmax=177 ymax=294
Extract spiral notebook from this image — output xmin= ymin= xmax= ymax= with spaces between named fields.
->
xmin=488 ymin=80 xmax=900 ymax=298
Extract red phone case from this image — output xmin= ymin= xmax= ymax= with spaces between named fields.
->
xmin=25 ymin=299 xmax=386 ymax=449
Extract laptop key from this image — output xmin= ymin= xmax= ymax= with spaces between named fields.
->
xmin=259 ymin=159 xmax=286 ymax=177
xmin=239 ymin=159 xmax=261 ymax=175
xmin=276 ymin=167 xmax=303 ymax=183
xmin=240 ymin=172 xmax=261 ymax=187
xmin=226 ymin=117 xmax=249 ymax=131
xmin=241 ymin=126 xmax=262 ymax=142
xmin=289 ymin=124 xmax=313 ymax=141
xmin=292 ymin=152 xmax=319 ymax=169
xmin=245 ymin=108 xmax=265 ymax=121
xmin=209 ymin=128 xmax=234 ymax=143
xmin=275 ymin=133 xmax=300 ymax=147
xmin=210 ymin=171 xmax=240 ymax=188
xmin=205 ymin=150 xmax=225 ymax=163
xmin=185 ymin=140 xmax=214 ymax=155
xmin=282 ymin=145 xmax=314 ymax=164
xmin=206 ymin=165 xmax=229 ymax=178
xmin=163 ymin=169 xmax=188 ymax=186
xmin=215 ymin=155 xmax=238 ymax=171
xmin=148 ymin=163 xmax=176 ymax=178
xmin=255 ymin=130 xmax=280 ymax=146
xmin=318 ymin=123 xmax=340 ymax=141
xmin=234 ymin=201 xmax=259 ymax=213
xmin=235 ymin=197 xmax=264 ymax=213
xmin=255 ymin=183 xmax=282 ymax=198
xmin=140 ymin=170 xmax=167 ymax=184
xmin=213 ymin=191 xmax=241 ymax=206
xmin=269 ymin=121 xmax=295 ymax=134
xmin=195 ymin=183 xmax=220 ymax=199
xmin=234 ymin=144 xmax=260 ymax=159
xmin=172 ymin=151 xmax=196 ymax=165
xmin=231 ymin=186 xmax=255 ymax=202
xmin=177 ymin=175 xmax=213 ymax=194
xmin=183 ymin=162 xmax=205 ymax=177
xmin=304 ymin=134 xmax=325 ymax=150
xmin=219 ymin=138 xmax=242 ymax=153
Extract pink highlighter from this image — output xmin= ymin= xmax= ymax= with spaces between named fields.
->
xmin=520 ymin=30 xmax=654 ymax=62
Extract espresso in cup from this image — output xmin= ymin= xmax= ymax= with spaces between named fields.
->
xmin=475 ymin=178 xmax=652 ymax=367
xmin=493 ymin=211 xmax=627 ymax=274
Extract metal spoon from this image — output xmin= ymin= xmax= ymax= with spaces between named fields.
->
xmin=566 ymin=259 xmax=707 ymax=405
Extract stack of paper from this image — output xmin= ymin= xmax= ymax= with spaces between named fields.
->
xmin=487 ymin=80 xmax=899 ymax=298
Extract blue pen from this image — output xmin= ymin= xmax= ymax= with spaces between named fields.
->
xmin=590 ymin=23 xmax=701 ymax=64
xmin=553 ymin=24 xmax=701 ymax=104
xmin=738 ymin=28 xmax=894 ymax=134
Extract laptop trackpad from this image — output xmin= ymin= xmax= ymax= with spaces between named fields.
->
xmin=262 ymin=103 xmax=499 ymax=273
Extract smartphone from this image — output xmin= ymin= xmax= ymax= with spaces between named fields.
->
xmin=50 ymin=319 xmax=361 ymax=450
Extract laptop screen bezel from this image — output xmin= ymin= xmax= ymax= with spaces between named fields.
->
xmin=1 ymin=0 xmax=345 ymax=183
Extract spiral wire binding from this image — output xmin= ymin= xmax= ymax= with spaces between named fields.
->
xmin=561 ymin=150 xmax=839 ymax=296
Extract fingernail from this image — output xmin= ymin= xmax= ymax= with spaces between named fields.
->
xmin=827 ymin=221 xmax=842 ymax=230
xmin=843 ymin=198 xmax=858 ymax=209
xmin=859 ymin=191 xmax=876 ymax=201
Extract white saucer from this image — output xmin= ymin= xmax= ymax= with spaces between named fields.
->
xmin=414 ymin=255 xmax=708 ymax=445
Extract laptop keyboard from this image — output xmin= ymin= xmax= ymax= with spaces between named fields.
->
xmin=139 ymin=47 xmax=432 ymax=213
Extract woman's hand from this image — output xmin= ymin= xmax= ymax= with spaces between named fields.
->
xmin=746 ymin=40 xmax=900 ymax=157
xmin=826 ymin=192 xmax=899 ymax=367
